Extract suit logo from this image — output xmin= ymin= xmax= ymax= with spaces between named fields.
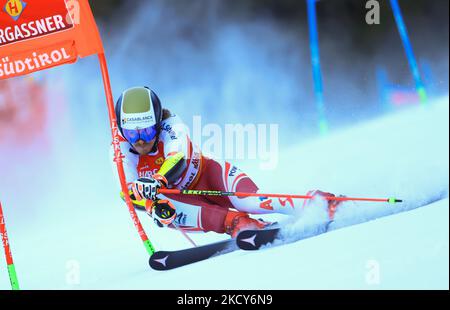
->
xmin=229 ymin=166 xmax=238 ymax=177
xmin=259 ymin=199 xmax=273 ymax=211
xmin=279 ymin=197 xmax=294 ymax=208
xmin=175 ymin=212 xmax=187 ymax=226
xmin=155 ymin=157 xmax=164 ymax=165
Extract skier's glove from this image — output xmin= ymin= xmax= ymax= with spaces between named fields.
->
xmin=131 ymin=174 xmax=168 ymax=201
xmin=146 ymin=199 xmax=177 ymax=227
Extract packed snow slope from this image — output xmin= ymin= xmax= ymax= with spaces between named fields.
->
xmin=110 ymin=198 xmax=450 ymax=290
xmin=0 ymin=96 xmax=448 ymax=290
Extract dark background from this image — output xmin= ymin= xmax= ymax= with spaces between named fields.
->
xmin=89 ymin=0 xmax=449 ymax=56
xmin=81 ymin=0 xmax=449 ymax=138
xmin=88 ymin=0 xmax=449 ymax=96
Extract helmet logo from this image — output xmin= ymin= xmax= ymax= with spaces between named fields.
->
xmin=122 ymin=115 xmax=154 ymax=126
xmin=3 ymin=0 xmax=27 ymax=21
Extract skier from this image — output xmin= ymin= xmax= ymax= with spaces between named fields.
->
xmin=111 ymin=86 xmax=341 ymax=238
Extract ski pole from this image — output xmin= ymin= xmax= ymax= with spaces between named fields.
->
xmin=121 ymin=191 xmax=198 ymax=247
xmin=0 ymin=202 xmax=20 ymax=290
xmin=158 ymin=189 xmax=403 ymax=204
xmin=172 ymin=222 xmax=198 ymax=248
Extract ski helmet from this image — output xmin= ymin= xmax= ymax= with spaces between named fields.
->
xmin=115 ymin=86 xmax=162 ymax=144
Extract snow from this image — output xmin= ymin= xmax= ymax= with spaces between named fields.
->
xmin=116 ymin=198 xmax=449 ymax=290
xmin=0 ymin=94 xmax=448 ymax=289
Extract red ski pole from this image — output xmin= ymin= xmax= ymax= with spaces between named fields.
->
xmin=0 ymin=202 xmax=20 ymax=290
xmin=158 ymin=189 xmax=403 ymax=204
xmin=98 ymin=53 xmax=155 ymax=256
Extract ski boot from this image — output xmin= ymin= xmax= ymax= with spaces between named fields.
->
xmin=305 ymin=190 xmax=345 ymax=220
xmin=224 ymin=210 xmax=270 ymax=238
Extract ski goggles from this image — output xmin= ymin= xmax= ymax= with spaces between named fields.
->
xmin=122 ymin=125 xmax=158 ymax=144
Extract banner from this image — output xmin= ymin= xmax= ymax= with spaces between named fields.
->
xmin=0 ymin=0 xmax=156 ymax=261
xmin=0 ymin=0 xmax=103 ymax=79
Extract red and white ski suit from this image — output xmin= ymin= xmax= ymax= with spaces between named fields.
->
xmin=111 ymin=113 xmax=296 ymax=233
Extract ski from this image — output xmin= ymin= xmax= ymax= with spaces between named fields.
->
xmin=149 ymin=238 xmax=237 ymax=270
xmin=236 ymin=226 xmax=282 ymax=250
xmin=236 ymin=194 xmax=448 ymax=251
xmin=236 ymin=220 xmax=334 ymax=251
xmin=150 ymin=195 xmax=447 ymax=268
